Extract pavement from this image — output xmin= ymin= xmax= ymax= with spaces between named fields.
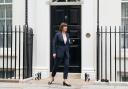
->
xmin=0 ymin=77 xmax=90 ymax=89
xmin=0 ymin=74 xmax=128 ymax=89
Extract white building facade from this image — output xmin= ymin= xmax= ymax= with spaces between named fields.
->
xmin=0 ymin=0 xmax=128 ymax=81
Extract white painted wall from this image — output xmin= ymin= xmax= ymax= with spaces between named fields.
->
xmin=35 ymin=0 xmax=50 ymax=78
xmin=13 ymin=0 xmax=25 ymax=26
xmin=99 ymin=0 xmax=121 ymax=26
xmin=28 ymin=0 xmax=37 ymax=73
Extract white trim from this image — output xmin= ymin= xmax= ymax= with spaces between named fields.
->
xmin=122 ymin=1 xmax=128 ymax=3
xmin=121 ymin=17 xmax=128 ymax=19
xmin=48 ymin=1 xmax=83 ymax=5
xmin=0 ymin=3 xmax=12 ymax=5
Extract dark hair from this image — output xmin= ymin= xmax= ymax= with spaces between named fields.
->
xmin=59 ymin=22 xmax=68 ymax=32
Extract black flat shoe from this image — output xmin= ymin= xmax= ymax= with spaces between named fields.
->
xmin=63 ymin=82 xmax=71 ymax=87
xmin=48 ymin=79 xmax=54 ymax=85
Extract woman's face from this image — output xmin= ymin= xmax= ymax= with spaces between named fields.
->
xmin=62 ymin=26 xmax=68 ymax=32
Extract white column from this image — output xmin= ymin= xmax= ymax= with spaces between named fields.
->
xmin=36 ymin=0 xmax=50 ymax=78
xmin=81 ymin=0 xmax=96 ymax=80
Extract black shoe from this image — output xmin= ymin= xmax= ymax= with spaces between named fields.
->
xmin=63 ymin=82 xmax=71 ymax=87
xmin=48 ymin=79 xmax=54 ymax=85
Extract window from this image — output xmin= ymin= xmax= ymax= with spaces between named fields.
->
xmin=121 ymin=1 xmax=128 ymax=48
xmin=0 ymin=0 xmax=12 ymax=48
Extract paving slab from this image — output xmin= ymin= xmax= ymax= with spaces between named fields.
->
xmin=0 ymin=76 xmax=128 ymax=89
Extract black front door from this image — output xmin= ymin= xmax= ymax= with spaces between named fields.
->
xmin=50 ymin=5 xmax=81 ymax=73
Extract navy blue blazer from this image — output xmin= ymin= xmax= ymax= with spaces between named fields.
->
xmin=52 ymin=32 xmax=70 ymax=59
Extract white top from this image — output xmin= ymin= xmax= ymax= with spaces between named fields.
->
xmin=62 ymin=32 xmax=67 ymax=44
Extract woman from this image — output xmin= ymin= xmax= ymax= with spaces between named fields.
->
xmin=48 ymin=22 xmax=71 ymax=86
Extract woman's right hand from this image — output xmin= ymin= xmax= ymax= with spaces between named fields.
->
xmin=53 ymin=53 xmax=56 ymax=59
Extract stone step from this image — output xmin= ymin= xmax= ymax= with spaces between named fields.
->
xmin=54 ymin=73 xmax=81 ymax=79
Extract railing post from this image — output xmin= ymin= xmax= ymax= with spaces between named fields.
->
xmin=119 ymin=26 xmax=121 ymax=81
xmin=124 ymin=26 xmax=126 ymax=81
xmin=6 ymin=25 xmax=9 ymax=79
xmin=110 ymin=26 xmax=112 ymax=81
xmin=2 ymin=25 xmax=5 ymax=78
xmin=19 ymin=25 xmax=21 ymax=79
xmin=101 ymin=26 xmax=103 ymax=80
xmin=10 ymin=25 xmax=13 ymax=78
xmin=26 ymin=26 xmax=29 ymax=78
xmin=96 ymin=26 xmax=100 ymax=81
xmin=15 ymin=26 xmax=17 ymax=79
xmin=97 ymin=0 xmax=100 ymax=81
xmin=23 ymin=25 xmax=27 ymax=79
xmin=28 ymin=29 xmax=33 ymax=78
xmin=115 ymin=26 xmax=117 ymax=82
xmin=105 ymin=26 xmax=107 ymax=81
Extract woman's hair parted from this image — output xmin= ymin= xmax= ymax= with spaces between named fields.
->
xmin=59 ymin=22 xmax=68 ymax=32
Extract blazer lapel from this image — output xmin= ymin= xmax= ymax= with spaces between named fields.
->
xmin=60 ymin=32 xmax=65 ymax=44
xmin=66 ymin=33 xmax=69 ymax=44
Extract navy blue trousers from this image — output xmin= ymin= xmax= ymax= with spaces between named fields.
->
xmin=51 ymin=51 xmax=69 ymax=79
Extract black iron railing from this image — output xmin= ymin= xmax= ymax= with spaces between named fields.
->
xmin=97 ymin=26 xmax=128 ymax=82
xmin=0 ymin=25 xmax=33 ymax=80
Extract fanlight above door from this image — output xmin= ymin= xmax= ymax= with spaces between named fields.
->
xmin=51 ymin=0 xmax=81 ymax=2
